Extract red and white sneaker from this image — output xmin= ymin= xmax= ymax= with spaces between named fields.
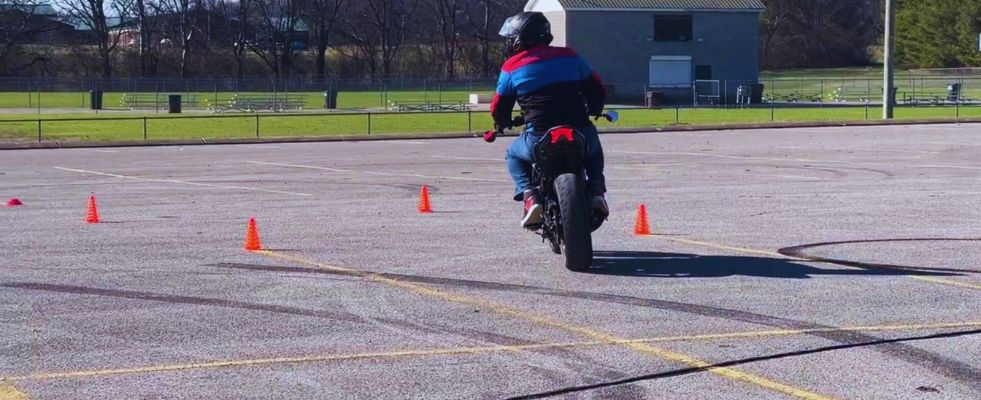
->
xmin=521 ymin=189 xmax=543 ymax=228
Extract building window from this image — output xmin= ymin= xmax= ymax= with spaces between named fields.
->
xmin=654 ymin=15 xmax=692 ymax=42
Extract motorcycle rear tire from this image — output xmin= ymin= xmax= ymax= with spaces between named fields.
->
xmin=554 ymin=173 xmax=593 ymax=271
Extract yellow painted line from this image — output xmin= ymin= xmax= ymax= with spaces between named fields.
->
xmin=4 ymin=322 xmax=976 ymax=383
xmin=909 ymin=276 xmax=981 ymax=291
xmin=0 ymin=382 xmax=30 ymax=400
xmin=255 ymin=250 xmax=836 ymax=400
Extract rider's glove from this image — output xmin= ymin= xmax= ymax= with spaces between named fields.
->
xmin=483 ymin=130 xmax=497 ymax=143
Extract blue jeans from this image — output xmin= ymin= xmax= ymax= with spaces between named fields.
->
xmin=505 ymin=124 xmax=606 ymax=201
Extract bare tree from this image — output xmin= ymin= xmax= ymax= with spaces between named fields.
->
xmin=247 ymin=0 xmax=302 ymax=78
xmin=0 ymin=0 xmax=54 ymax=73
xmin=156 ymin=0 xmax=201 ymax=77
xmin=209 ymin=0 xmax=251 ymax=79
xmin=463 ymin=0 xmax=519 ymax=76
xmin=303 ymin=0 xmax=346 ymax=81
xmin=759 ymin=0 xmax=881 ymax=68
xmin=340 ymin=0 xmax=417 ymax=79
xmin=127 ymin=0 xmax=160 ymax=76
xmin=423 ymin=0 xmax=461 ymax=79
xmin=759 ymin=0 xmax=789 ymax=67
xmin=61 ymin=0 xmax=129 ymax=77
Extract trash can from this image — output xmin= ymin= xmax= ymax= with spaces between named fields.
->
xmin=323 ymin=89 xmax=338 ymax=109
xmin=89 ymin=90 xmax=103 ymax=110
xmin=168 ymin=94 xmax=182 ymax=114
xmin=947 ymin=83 xmax=962 ymax=102
xmin=645 ymin=90 xmax=662 ymax=109
xmin=736 ymin=85 xmax=752 ymax=105
xmin=885 ymin=86 xmax=898 ymax=105
xmin=750 ymin=83 xmax=765 ymax=104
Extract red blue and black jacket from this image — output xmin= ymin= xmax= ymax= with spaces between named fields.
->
xmin=491 ymin=44 xmax=606 ymax=132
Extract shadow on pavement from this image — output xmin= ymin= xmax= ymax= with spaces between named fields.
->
xmin=587 ymin=251 xmax=959 ymax=278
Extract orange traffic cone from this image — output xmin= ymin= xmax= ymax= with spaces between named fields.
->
xmin=418 ymin=186 xmax=433 ymax=214
xmin=85 ymin=194 xmax=100 ymax=224
xmin=244 ymin=217 xmax=262 ymax=251
xmin=634 ymin=204 xmax=651 ymax=235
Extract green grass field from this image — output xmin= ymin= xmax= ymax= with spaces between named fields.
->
xmin=1 ymin=105 xmax=977 ymax=142
xmin=1 ymin=90 xmax=490 ymax=110
xmin=760 ymin=68 xmax=981 ymax=102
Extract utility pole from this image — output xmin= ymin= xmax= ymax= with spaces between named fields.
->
xmin=883 ymin=0 xmax=896 ymax=119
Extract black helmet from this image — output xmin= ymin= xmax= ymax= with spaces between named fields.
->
xmin=499 ymin=12 xmax=553 ymax=56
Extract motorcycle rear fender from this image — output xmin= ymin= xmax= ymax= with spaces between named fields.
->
xmin=533 ymin=126 xmax=588 ymax=176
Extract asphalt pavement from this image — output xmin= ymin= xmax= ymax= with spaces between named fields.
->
xmin=1 ymin=124 xmax=979 ymax=399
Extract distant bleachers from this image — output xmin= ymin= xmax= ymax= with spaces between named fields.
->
xmin=213 ymin=94 xmax=306 ymax=112
xmin=388 ymin=100 xmax=472 ymax=112
xmin=121 ymin=93 xmax=199 ymax=110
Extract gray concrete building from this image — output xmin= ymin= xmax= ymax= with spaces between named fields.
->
xmin=525 ymin=0 xmax=765 ymax=104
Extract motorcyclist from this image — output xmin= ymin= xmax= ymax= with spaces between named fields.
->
xmin=491 ymin=12 xmax=608 ymax=229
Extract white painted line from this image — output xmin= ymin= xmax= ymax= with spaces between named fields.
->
xmin=928 ymin=141 xmax=981 ymax=147
xmin=913 ymin=164 xmax=981 ymax=171
xmin=430 ymin=155 xmax=502 ymax=162
xmin=610 ymin=166 xmax=821 ymax=180
xmin=775 ymin=146 xmax=940 ymax=155
xmin=68 ymin=148 xmax=120 ymax=153
xmin=608 ymin=150 xmax=865 ymax=165
xmin=745 ymin=173 xmax=823 ymax=181
xmin=54 ymin=167 xmax=313 ymax=197
xmin=248 ymin=161 xmax=511 ymax=183
xmin=385 ymin=140 xmax=427 ymax=145
xmin=609 ymin=166 xmax=673 ymax=173
xmin=609 ymin=150 xmax=981 ymax=171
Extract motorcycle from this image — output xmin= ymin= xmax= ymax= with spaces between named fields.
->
xmin=483 ymin=111 xmax=619 ymax=271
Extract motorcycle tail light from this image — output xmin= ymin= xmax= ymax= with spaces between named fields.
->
xmin=550 ymin=127 xmax=575 ymax=144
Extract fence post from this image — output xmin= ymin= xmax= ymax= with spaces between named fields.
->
xmin=770 ymin=101 xmax=775 ymax=122
xmin=367 ymin=112 xmax=372 ymax=135
xmin=865 ymin=101 xmax=869 ymax=120
xmin=467 ymin=109 xmax=472 ymax=132
xmin=28 ymin=78 xmax=32 ymax=108
xmin=255 ymin=114 xmax=260 ymax=138
xmin=143 ymin=117 xmax=148 ymax=140
xmin=723 ymin=80 xmax=728 ymax=109
xmin=37 ymin=120 xmax=42 ymax=142
xmin=675 ymin=105 xmax=679 ymax=124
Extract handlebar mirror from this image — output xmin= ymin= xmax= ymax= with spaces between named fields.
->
xmin=605 ymin=110 xmax=619 ymax=123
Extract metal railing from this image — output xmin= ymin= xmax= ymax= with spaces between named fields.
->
xmin=2 ymin=103 xmax=978 ymax=144
xmin=0 ymin=109 xmax=482 ymax=142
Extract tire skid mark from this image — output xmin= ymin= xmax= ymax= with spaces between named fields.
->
xmin=212 ymin=262 xmax=981 ymax=387
xmin=779 ymin=238 xmax=981 ymax=274
xmin=0 ymin=281 xmax=595 ymax=367
xmin=510 ymin=328 xmax=981 ymax=399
